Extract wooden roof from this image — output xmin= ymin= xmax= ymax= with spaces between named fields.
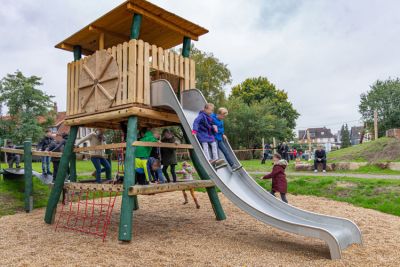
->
xmin=55 ymin=0 xmax=208 ymax=55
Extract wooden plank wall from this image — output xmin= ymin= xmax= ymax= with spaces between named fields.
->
xmin=66 ymin=40 xmax=195 ymax=116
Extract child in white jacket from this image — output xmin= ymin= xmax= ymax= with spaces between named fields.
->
xmin=176 ymin=162 xmax=200 ymax=209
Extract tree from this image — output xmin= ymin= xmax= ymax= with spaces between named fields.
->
xmin=190 ymin=46 xmax=232 ymax=106
xmin=230 ymin=77 xmax=299 ymax=130
xmin=359 ymin=78 xmax=400 ymax=137
xmin=340 ymin=124 xmax=351 ymax=148
xmin=224 ymin=97 xmax=290 ymax=149
xmin=0 ymin=71 xmax=54 ymax=143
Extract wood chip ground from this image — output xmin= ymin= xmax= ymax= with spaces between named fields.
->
xmin=0 ymin=192 xmax=399 ymax=266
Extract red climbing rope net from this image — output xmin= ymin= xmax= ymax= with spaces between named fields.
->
xmin=55 ymin=189 xmax=119 ymax=241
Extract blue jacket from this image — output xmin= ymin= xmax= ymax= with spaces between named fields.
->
xmin=192 ymin=111 xmax=215 ymax=143
xmin=211 ymin=113 xmax=224 ymax=141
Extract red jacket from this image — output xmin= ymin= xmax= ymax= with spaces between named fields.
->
xmin=263 ymin=160 xmax=288 ymax=193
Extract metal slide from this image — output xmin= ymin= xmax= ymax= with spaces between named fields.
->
xmin=151 ymin=80 xmax=362 ymax=259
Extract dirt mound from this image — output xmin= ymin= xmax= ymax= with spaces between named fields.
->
xmin=328 ymin=137 xmax=400 ymax=163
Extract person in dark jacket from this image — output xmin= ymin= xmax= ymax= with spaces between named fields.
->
xmin=192 ymin=103 xmax=224 ymax=166
xmin=261 ymin=143 xmax=272 ymax=164
xmin=314 ymin=145 xmax=327 ymax=173
xmin=161 ymin=128 xmax=178 ymax=183
xmin=262 ymin=153 xmax=288 ymax=203
xmin=37 ymin=129 xmax=54 ymax=175
xmin=5 ymin=140 xmax=20 ymax=168
xmin=278 ymin=142 xmax=289 ymax=162
xmin=48 ymin=133 xmax=68 ymax=182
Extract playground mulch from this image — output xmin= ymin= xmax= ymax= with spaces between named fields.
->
xmin=0 ymin=192 xmax=399 ymax=266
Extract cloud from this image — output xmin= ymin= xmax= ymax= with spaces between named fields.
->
xmin=1 ymin=0 xmax=400 ymax=134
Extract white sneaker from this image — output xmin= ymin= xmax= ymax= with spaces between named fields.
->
xmin=323 ymin=170 xmax=326 ymax=173
xmin=314 ymin=169 xmax=318 ymax=173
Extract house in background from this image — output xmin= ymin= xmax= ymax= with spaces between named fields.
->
xmin=298 ymin=127 xmax=335 ymax=145
xmin=50 ymin=103 xmax=93 ymax=148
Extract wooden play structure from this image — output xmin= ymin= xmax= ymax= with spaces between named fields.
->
xmin=45 ymin=0 xmax=226 ymax=241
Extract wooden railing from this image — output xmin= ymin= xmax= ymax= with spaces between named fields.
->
xmin=66 ymin=39 xmax=196 ymax=116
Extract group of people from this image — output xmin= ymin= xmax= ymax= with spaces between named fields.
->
xmin=4 ymin=102 xmax=293 ymax=207
xmin=261 ymin=142 xmax=300 ymax=164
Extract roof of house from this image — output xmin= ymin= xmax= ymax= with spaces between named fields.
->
xmin=55 ymin=0 xmax=209 ymax=55
xmin=298 ymin=127 xmax=334 ymax=140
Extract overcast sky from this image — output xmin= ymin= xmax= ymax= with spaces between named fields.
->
xmin=1 ymin=0 xmax=400 ymax=134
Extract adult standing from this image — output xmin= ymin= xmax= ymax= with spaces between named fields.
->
xmin=161 ymin=128 xmax=178 ymax=183
xmin=37 ymin=129 xmax=54 ymax=175
xmin=76 ymin=129 xmax=111 ymax=183
xmin=48 ymin=133 xmax=69 ymax=182
xmin=261 ymin=143 xmax=272 ymax=164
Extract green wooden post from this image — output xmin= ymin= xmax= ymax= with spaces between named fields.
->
xmin=177 ymin=36 xmax=192 ymax=102
xmin=128 ymin=13 xmax=141 ymax=210
xmin=69 ymin=46 xmax=81 ymax=181
xmin=182 ymin=36 xmax=191 ymax=58
xmin=130 ymin=14 xmax=142 ymax=40
xmin=24 ymin=140 xmax=33 ymax=212
xmin=182 ymin=128 xmax=226 ymax=220
xmin=44 ymin=126 xmax=79 ymax=224
xmin=69 ymin=153 xmax=76 ymax=182
xmin=73 ymin=45 xmax=82 ymax=61
xmin=119 ymin=116 xmax=137 ymax=241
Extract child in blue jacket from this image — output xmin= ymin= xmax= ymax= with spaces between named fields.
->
xmin=192 ymin=103 xmax=223 ymax=165
xmin=211 ymin=107 xmax=242 ymax=172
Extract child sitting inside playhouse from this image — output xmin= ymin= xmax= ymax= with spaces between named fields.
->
xmin=135 ymin=157 xmax=165 ymax=185
xmin=262 ymin=153 xmax=288 ymax=203
xmin=192 ymin=103 xmax=224 ymax=166
xmin=176 ymin=161 xmax=200 ymax=209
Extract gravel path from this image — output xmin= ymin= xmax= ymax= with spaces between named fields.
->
xmin=0 ymin=192 xmax=399 ymax=266
xmin=249 ymin=171 xmax=400 ymax=180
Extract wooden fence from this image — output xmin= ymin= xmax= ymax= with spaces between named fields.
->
xmin=67 ymin=39 xmax=196 ymax=116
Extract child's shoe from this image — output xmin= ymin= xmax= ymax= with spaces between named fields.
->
xmin=215 ymin=159 xmax=225 ymax=166
xmin=196 ymin=204 xmax=200 ymax=209
xmin=322 ymin=170 xmax=326 ymax=173
xmin=231 ymin=164 xmax=242 ymax=172
xmin=183 ymin=201 xmax=188 ymax=205
xmin=314 ymin=169 xmax=318 ymax=173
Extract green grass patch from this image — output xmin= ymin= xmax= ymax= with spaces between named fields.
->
xmin=328 ymin=137 xmax=400 ymax=163
xmin=0 ymin=177 xmax=51 ymax=216
xmin=255 ymin=174 xmax=400 ymax=216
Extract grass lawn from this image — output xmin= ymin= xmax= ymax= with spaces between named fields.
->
xmin=0 ymin=177 xmax=50 ymax=216
xmin=1 ymin=159 xmax=400 ymax=217
xmin=256 ymin=174 xmax=400 ymax=216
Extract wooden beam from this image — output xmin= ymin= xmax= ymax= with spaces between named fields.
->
xmin=60 ymin=43 xmax=94 ymax=56
xmin=73 ymin=143 xmax=126 ymax=153
xmin=64 ymin=182 xmax=123 ymax=192
xmin=99 ymin=32 xmax=105 ymax=50
xmin=126 ymin=3 xmax=199 ymax=41
xmin=132 ymin=141 xmax=192 ymax=149
xmin=0 ymin=147 xmax=62 ymax=158
xmin=88 ymin=25 xmax=129 ymax=42
xmin=64 ymin=107 xmax=180 ymax=126
xmin=128 ymin=180 xmax=215 ymax=195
